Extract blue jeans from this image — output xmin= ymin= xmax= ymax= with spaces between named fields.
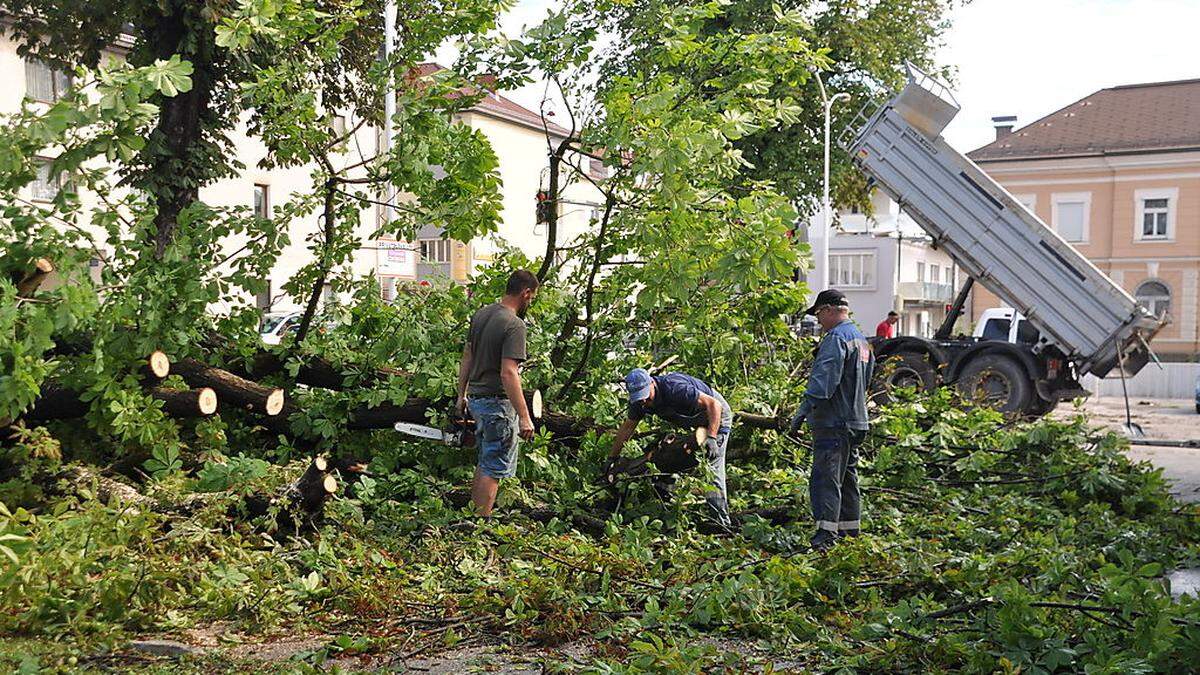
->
xmin=809 ymin=427 xmax=865 ymax=538
xmin=468 ymin=397 xmax=519 ymax=479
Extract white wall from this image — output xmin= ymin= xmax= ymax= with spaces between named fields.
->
xmin=1084 ymin=363 xmax=1200 ymax=400
xmin=1 ymin=36 xmax=601 ymax=316
xmin=460 ymin=110 xmax=603 ymax=269
xmin=824 ymin=233 xmax=898 ymax=333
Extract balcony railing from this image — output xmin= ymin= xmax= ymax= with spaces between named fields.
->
xmin=898 ymin=281 xmax=955 ymax=303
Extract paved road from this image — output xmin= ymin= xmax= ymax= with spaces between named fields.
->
xmin=1053 ymin=397 xmax=1200 ymax=504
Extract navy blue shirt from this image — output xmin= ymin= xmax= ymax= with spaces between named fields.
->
xmin=796 ymin=320 xmax=874 ymax=430
xmin=629 ymin=373 xmax=729 ymax=433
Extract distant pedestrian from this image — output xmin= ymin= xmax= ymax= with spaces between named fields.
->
xmin=875 ymin=311 xmax=899 ymax=338
xmin=790 ymin=289 xmax=875 ymax=551
xmin=455 ymin=270 xmax=539 ymax=516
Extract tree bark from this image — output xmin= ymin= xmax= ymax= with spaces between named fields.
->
xmin=141 ymin=3 xmax=221 ymax=260
xmin=235 ymin=350 xmax=408 ymax=390
xmin=14 ymin=258 xmax=54 ymax=296
xmin=140 ymin=350 xmax=172 ymax=384
xmin=61 ymin=465 xmax=154 ymax=508
xmin=173 ymin=359 xmax=285 ymax=416
xmin=22 ymin=384 xmax=86 ymax=421
xmin=150 ymin=387 xmax=217 ymax=418
xmin=294 ymin=178 xmax=338 ymax=345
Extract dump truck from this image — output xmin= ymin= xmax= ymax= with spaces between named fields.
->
xmin=843 ymin=65 xmax=1167 ymax=415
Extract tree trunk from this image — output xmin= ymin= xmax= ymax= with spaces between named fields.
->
xmin=22 ymin=384 xmax=86 ymax=421
xmin=236 ymin=350 xmax=408 ymax=390
xmin=150 ymin=387 xmax=218 ymax=417
xmin=14 ymin=258 xmax=54 ymax=296
xmin=173 ymin=359 xmax=285 ymax=416
xmin=140 ymin=350 xmax=172 ymax=384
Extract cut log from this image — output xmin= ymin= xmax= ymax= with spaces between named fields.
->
xmin=230 ymin=349 xmax=409 ymax=390
xmin=61 ymin=465 xmax=153 ymax=507
xmin=140 ymin=350 xmax=171 ymax=383
xmin=150 ymin=387 xmax=218 ymax=417
xmin=345 ymin=398 xmax=432 ymax=430
xmin=24 ymin=383 xmax=219 ymax=423
xmin=22 ymin=384 xmax=86 ymax=421
xmin=15 ymin=258 xmax=53 ymax=296
xmin=735 ymin=412 xmax=783 ymax=431
xmin=242 ymin=469 xmax=339 ymax=532
xmin=526 ymin=389 xmax=544 ymax=419
xmin=174 ymin=358 xmax=285 ymax=416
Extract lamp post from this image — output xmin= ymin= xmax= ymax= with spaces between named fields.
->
xmin=811 ymin=71 xmax=850 ymax=292
xmin=382 ymin=0 xmax=396 ymax=230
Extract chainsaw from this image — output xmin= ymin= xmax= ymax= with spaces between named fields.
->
xmin=394 ymin=391 xmax=543 ymax=447
xmin=393 ymin=406 xmax=476 ymax=446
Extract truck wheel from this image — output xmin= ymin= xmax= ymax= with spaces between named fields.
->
xmin=871 ymin=350 xmax=938 ymax=406
xmin=1025 ymin=395 xmax=1058 ymax=418
xmin=957 ymin=354 xmax=1032 ymax=414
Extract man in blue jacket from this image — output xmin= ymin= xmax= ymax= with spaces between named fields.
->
xmin=790 ymin=289 xmax=875 ymax=551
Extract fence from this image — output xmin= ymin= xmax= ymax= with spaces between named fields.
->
xmin=1082 ymin=362 xmax=1200 ymax=400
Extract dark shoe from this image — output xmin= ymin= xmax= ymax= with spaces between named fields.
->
xmin=838 ymin=528 xmax=861 ymax=538
xmin=810 ymin=529 xmax=838 ymax=552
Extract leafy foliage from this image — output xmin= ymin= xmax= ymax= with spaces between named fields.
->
xmin=0 ymin=0 xmax=1195 ymax=672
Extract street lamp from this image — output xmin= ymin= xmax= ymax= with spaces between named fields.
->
xmin=811 ymin=70 xmax=850 ymax=292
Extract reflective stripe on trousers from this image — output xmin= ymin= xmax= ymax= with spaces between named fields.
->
xmin=809 ymin=427 xmax=866 ymax=533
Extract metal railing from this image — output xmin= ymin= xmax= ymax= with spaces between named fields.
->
xmin=898 ymin=281 xmax=955 ymax=303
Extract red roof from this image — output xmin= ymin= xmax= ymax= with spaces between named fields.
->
xmin=969 ymin=77 xmax=1200 ymax=161
xmin=414 ymin=63 xmax=572 ymax=138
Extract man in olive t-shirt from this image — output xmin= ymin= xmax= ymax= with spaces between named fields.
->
xmin=455 ymin=270 xmax=539 ymax=516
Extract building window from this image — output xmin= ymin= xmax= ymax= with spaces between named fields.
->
xmin=419 ymin=238 xmax=452 ymax=264
xmin=1135 ymin=280 xmax=1171 ymax=318
xmin=30 ymin=158 xmax=64 ymax=201
xmin=916 ymin=262 xmax=925 ymax=282
xmin=253 ymin=184 xmax=269 ymax=219
xmin=1052 ymin=192 xmax=1090 ymax=243
xmin=944 ymin=266 xmax=954 ymax=286
xmin=1135 ymin=188 xmax=1176 ymax=241
xmin=252 ymin=185 xmax=272 ymax=311
xmin=25 ymin=58 xmax=71 ymax=103
xmin=829 ymin=252 xmax=875 ymax=289
xmin=929 ymin=265 xmax=940 ymax=283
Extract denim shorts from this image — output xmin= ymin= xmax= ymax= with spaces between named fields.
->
xmin=468 ymin=396 xmax=519 ymax=479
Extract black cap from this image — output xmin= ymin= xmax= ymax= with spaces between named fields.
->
xmin=804 ymin=289 xmax=849 ymax=316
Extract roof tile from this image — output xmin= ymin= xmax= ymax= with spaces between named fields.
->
xmin=968 ymin=77 xmax=1200 ymax=161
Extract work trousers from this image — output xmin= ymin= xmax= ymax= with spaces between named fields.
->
xmin=809 ymin=426 xmax=866 ymax=537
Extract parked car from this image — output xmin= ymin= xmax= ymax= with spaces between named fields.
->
xmin=1194 ymin=375 xmax=1200 ymax=414
xmin=260 ymin=311 xmax=302 ymax=346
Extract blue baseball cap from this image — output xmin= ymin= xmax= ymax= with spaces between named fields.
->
xmin=625 ymin=368 xmax=653 ymax=406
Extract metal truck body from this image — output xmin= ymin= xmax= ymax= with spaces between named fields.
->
xmin=845 ymin=66 xmax=1167 ymax=413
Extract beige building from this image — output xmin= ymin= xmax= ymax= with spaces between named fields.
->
xmin=1 ymin=33 xmax=601 ymax=312
xmin=968 ymin=78 xmax=1200 ymax=360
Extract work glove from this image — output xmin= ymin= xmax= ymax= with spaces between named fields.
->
xmin=789 ymin=410 xmax=806 ymax=435
xmin=703 ymin=435 xmax=721 ymax=461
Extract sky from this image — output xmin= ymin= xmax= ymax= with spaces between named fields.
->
xmin=445 ymin=0 xmax=1200 ymax=154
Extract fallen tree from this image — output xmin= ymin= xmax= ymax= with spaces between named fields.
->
xmin=173 ymin=359 xmax=285 ymax=417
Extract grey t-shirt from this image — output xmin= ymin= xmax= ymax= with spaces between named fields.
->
xmin=466 ymin=303 xmax=527 ymax=397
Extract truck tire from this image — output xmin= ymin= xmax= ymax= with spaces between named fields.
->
xmin=956 ymin=354 xmax=1032 ymax=414
xmin=1025 ymin=395 xmax=1058 ymax=418
xmin=871 ymin=350 xmax=938 ymax=406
